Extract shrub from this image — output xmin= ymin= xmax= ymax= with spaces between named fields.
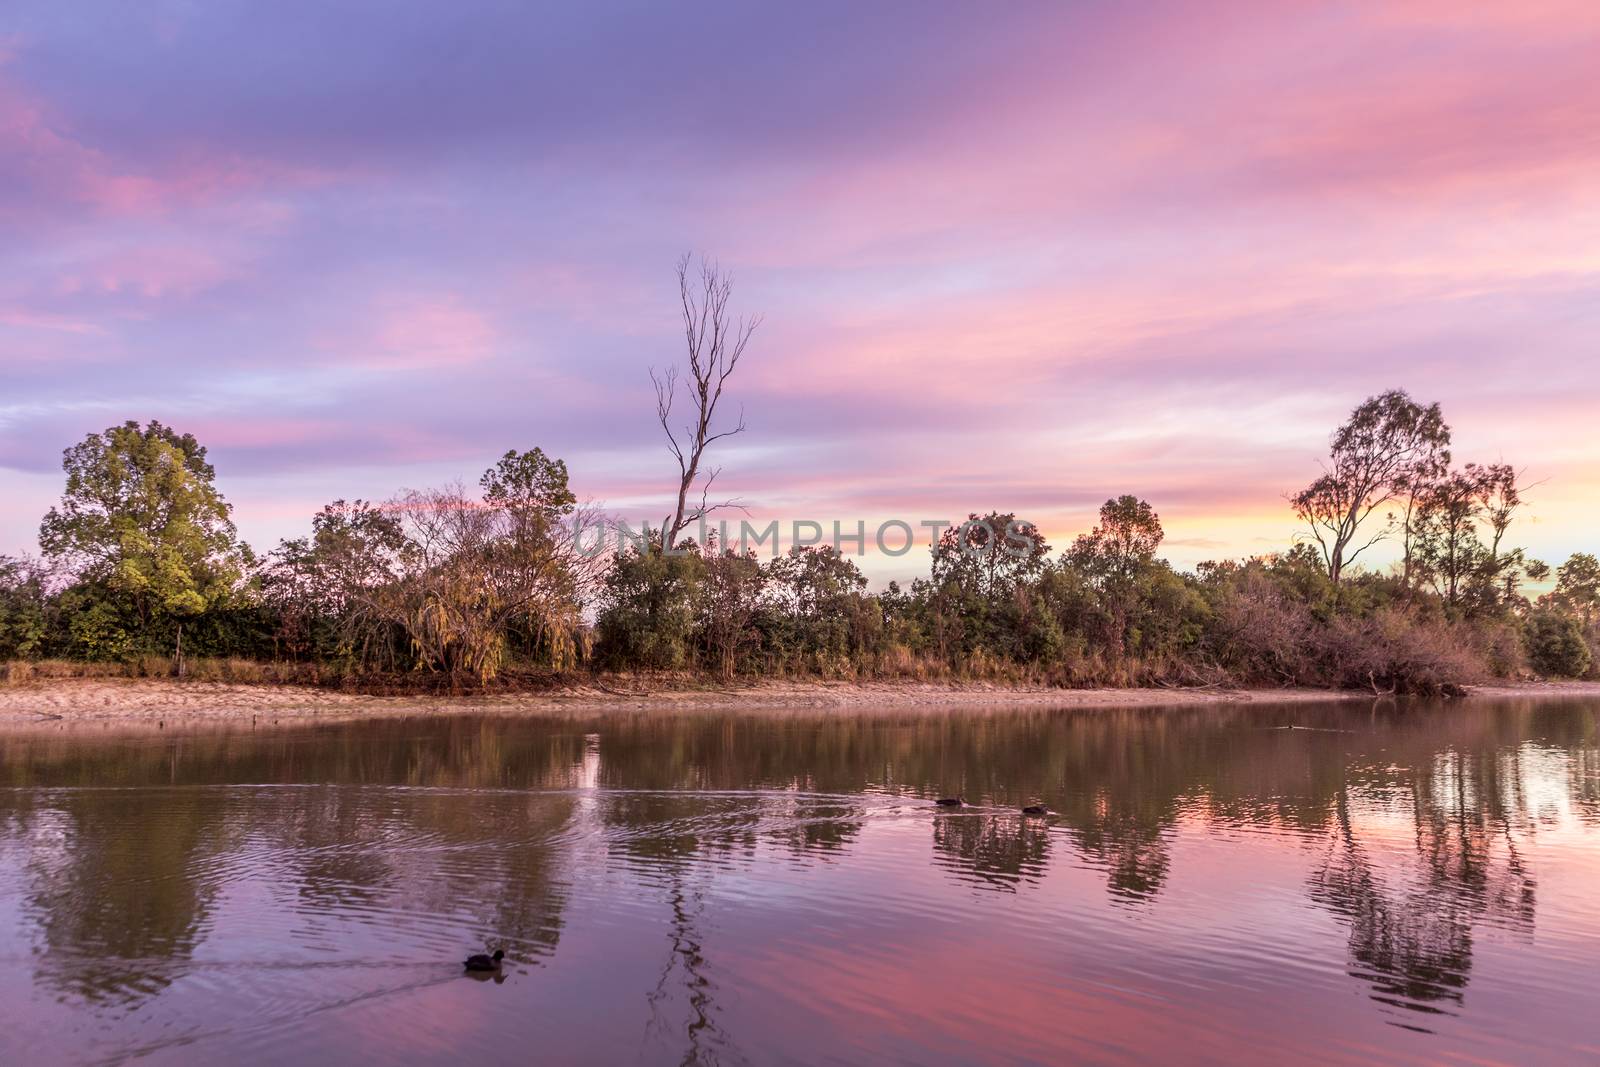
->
xmin=1322 ymin=609 xmax=1486 ymax=697
xmin=1523 ymin=610 xmax=1592 ymax=678
xmin=1203 ymin=570 xmax=1317 ymax=685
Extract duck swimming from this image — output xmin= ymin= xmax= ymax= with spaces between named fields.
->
xmin=464 ymin=949 xmax=505 ymax=972
xmin=935 ymin=797 xmax=966 ymax=808
xmin=1021 ymin=804 xmax=1050 ymax=816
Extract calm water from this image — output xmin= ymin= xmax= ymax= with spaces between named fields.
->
xmin=1 ymin=699 xmax=1597 ymax=1066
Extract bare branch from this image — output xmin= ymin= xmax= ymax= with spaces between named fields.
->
xmin=656 ymin=255 xmax=760 ymax=550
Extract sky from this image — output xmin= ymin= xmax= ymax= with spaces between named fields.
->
xmin=3 ymin=1 xmax=1599 ymax=584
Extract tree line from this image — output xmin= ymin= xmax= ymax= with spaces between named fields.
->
xmin=3 ymin=392 xmax=1593 ymax=693
xmin=1 ymin=261 xmax=1595 ymax=692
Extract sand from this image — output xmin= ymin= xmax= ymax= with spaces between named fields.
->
xmin=2 ymin=676 xmax=1594 ymax=731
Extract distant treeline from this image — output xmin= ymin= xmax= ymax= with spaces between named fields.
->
xmin=2 ymin=388 xmax=1596 ymax=695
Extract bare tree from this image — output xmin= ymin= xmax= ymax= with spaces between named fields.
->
xmin=652 ymin=255 xmax=761 ymax=551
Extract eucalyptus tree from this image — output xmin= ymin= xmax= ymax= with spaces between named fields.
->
xmin=930 ymin=512 xmax=1050 ymax=600
xmin=926 ymin=512 xmax=1052 ymax=662
xmin=1412 ymin=462 xmax=1528 ymax=614
xmin=1550 ymin=553 xmax=1600 ymax=627
xmin=1293 ymin=390 xmax=1450 ymax=587
xmin=1065 ymin=495 xmax=1165 ymax=657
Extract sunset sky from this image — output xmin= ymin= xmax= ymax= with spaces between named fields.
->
xmin=3 ymin=2 xmax=1598 ymax=583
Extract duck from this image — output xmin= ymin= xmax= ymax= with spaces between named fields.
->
xmin=935 ymin=796 xmax=966 ymax=808
xmin=1021 ymin=804 xmax=1050 ymax=817
xmin=463 ymin=949 xmax=505 ymax=972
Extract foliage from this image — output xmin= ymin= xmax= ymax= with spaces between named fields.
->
xmin=766 ymin=546 xmax=877 ymax=671
xmin=37 ymin=421 xmax=252 ymax=665
xmin=377 ymin=460 xmax=596 ymax=681
xmin=263 ymin=500 xmax=411 ymax=667
xmin=697 ymin=542 xmax=767 ymax=678
xmin=1523 ymin=609 xmax=1592 ymax=679
xmin=265 ymin=451 xmax=595 ymax=682
xmin=595 ymin=537 xmax=703 ymax=670
xmin=1063 ymin=496 xmax=1167 ymax=657
xmin=1548 ymin=553 xmax=1600 ymax=626
xmin=1292 ymin=390 xmax=1450 ymax=586
xmin=1410 ymin=462 xmax=1526 ymax=614
xmin=0 ymin=555 xmax=51 ymax=661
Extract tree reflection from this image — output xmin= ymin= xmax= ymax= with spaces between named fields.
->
xmin=16 ymin=789 xmax=233 ymax=1006
xmin=1059 ymin=794 xmax=1172 ymax=901
xmin=599 ymin=790 xmax=758 ymax=1067
xmin=930 ymin=811 xmax=1050 ymax=891
xmin=4 ymin=721 xmax=589 ymax=1010
xmin=1308 ymin=746 xmax=1538 ymax=1023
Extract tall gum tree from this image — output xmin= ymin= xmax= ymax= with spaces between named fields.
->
xmin=1292 ymin=390 xmax=1451 ymax=588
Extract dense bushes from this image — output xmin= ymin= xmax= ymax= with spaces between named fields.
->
xmin=1523 ymin=610 xmax=1592 ymax=679
xmin=576 ymin=500 xmax=1573 ymax=695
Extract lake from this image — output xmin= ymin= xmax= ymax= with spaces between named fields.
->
xmin=1 ymin=698 xmax=1596 ymax=1065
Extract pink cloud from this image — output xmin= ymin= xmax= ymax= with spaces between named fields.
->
xmin=0 ymin=79 xmax=161 ymax=214
xmin=0 ymin=53 xmax=335 ymax=227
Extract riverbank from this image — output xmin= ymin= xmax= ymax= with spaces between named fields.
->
xmin=2 ymin=676 xmax=1597 ymax=729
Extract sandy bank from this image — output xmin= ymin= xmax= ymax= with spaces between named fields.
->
xmin=2 ymin=676 xmax=1593 ymax=730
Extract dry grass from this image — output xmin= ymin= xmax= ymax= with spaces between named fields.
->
xmin=0 ymin=657 xmax=321 ymax=688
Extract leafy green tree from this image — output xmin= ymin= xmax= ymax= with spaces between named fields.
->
xmin=923 ymin=513 xmax=1052 ymax=664
xmin=1065 ymin=496 xmax=1164 ymax=657
xmin=265 ymin=500 xmax=411 ymax=666
xmin=38 ymin=421 xmax=252 ymax=672
xmin=481 ymin=448 xmax=577 ymax=527
xmin=595 ymin=537 xmax=704 ymax=670
xmin=0 ymin=555 xmax=52 ymax=660
xmin=696 ymin=539 xmax=767 ymax=677
xmin=767 ymin=546 xmax=877 ymax=669
xmin=931 ymin=512 xmax=1050 ymax=600
xmin=474 ymin=448 xmax=592 ymax=668
xmin=56 ymin=582 xmax=136 ymax=662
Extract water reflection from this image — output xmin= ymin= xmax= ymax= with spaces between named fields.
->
xmin=16 ymin=788 xmax=231 ymax=1006
xmin=0 ymin=698 xmax=1594 ymax=1065
xmin=932 ymin=811 xmax=1051 ymax=891
xmin=1307 ymin=748 xmax=1540 ymax=1027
